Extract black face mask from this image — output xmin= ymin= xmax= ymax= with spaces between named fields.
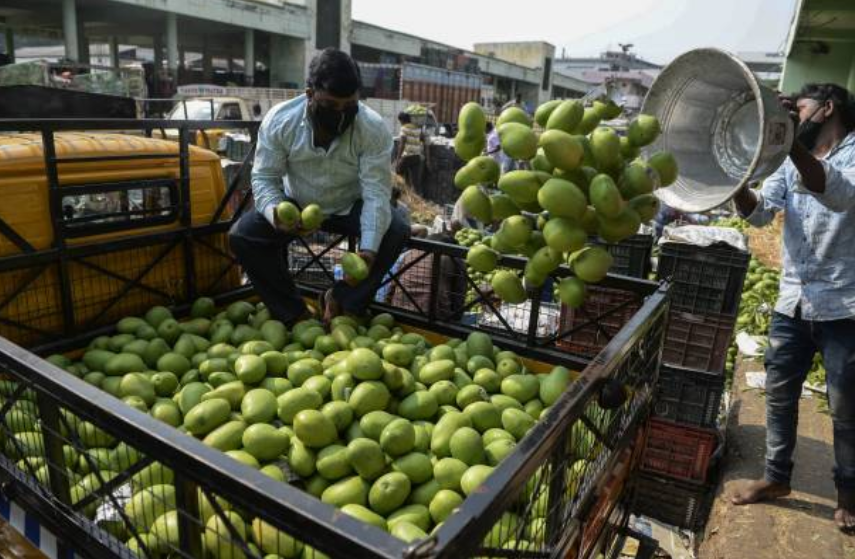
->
xmin=310 ymin=101 xmax=358 ymax=138
xmin=796 ymin=103 xmax=826 ymax=151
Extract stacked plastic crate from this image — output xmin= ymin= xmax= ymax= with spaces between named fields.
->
xmin=592 ymin=233 xmax=655 ymax=279
xmin=634 ymin=241 xmax=750 ymax=531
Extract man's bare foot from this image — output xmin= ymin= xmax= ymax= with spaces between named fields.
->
xmin=731 ymin=479 xmax=791 ymax=505
xmin=836 ymin=491 xmax=855 ymax=533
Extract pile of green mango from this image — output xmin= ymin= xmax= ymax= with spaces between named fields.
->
xmin=726 ymin=257 xmax=825 ymax=385
xmin=736 ymin=258 xmax=780 ymax=336
xmin=453 ymin=99 xmax=677 ymax=309
xmin=711 ymin=216 xmax=747 ymax=232
xmin=22 ymin=298 xmax=605 ymax=556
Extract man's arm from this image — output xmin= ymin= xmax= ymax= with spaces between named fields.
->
xmin=395 ymin=131 xmax=406 ymax=161
xmin=251 ymin=112 xmax=289 ymax=226
xmin=358 ymin=131 xmax=395 ymax=254
xmin=734 ymin=163 xmax=788 ymax=228
xmin=791 ymin=141 xmax=855 ymax=212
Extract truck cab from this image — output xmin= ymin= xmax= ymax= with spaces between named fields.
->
xmin=167 ymin=97 xmax=255 ymax=122
xmin=0 ymin=120 xmax=251 ymax=349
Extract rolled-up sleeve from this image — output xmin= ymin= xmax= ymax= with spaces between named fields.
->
xmin=251 ymin=112 xmax=288 ymax=225
xmin=743 ymin=164 xmax=787 ymax=227
xmin=357 ymin=132 xmax=394 ymax=252
xmin=807 ymin=158 xmax=855 ymax=212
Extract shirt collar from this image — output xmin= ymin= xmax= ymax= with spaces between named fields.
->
xmin=826 ymin=131 xmax=855 ymax=159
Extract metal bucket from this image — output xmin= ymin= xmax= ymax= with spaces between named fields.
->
xmin=641 ymin=48 xmax=794 ymax=212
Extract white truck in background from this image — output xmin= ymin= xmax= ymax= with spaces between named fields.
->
xmin=171 ymin=84 xmax=421 ymax=136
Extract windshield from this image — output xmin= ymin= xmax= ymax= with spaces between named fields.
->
xmin=168 ymin=100 xmax=221 ymax=120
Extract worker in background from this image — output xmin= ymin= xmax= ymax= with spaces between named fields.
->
xmin=730 ymin=83 xmax=855 ymax=533
xmin=230 ymin=48 xmax=410 ymax=326
xmin=485 ymin=121 xmax=501 ymax=163
xmin=501 ymin=93 xmax=524 ymax=113
xmin=395 ymin=111 xmax=431 ymax=194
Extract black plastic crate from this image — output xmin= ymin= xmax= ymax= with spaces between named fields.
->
xmin=663 ymin=310 xmax=736 ymax=374
xmin=633 ymin=472 xmax=716 ymax=532
xmin=592 ymin=234 xmax=654 ymax=279
xmin=657 ymin=242 xmax=750 ymax=317
xmin=654 ymin=365 xmax=726 ymax=428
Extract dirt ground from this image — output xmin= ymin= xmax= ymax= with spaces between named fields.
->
xmin=699 ymin=359 xmax=855 ymax=559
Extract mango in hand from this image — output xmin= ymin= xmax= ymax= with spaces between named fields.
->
xmin=276 ymin=201 xmax=300 ymax=229
xmin=342 ymin=252 xmax=370 ymax=285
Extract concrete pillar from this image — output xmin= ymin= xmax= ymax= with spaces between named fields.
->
xmin=847 ymin=49 xmax=855 ymax=94
xmin=62 ymin=0 xmax=79 ymax=62
xmin=77 ymin=19 xmax=89 ymax=65
xmin=201 ymin=37 xmax=213 ymax=82
xmin=4 ymin=27 xmax=14 ymax=63
xmin=340 ymin=0 xmax=352 ymax=54
xmin=153 ymin=35 xmax=163 ymax=71
xmin=244 ymin=29 xmax=255 ymax=86
xmin=269 ymin=34 xmax=306 ymax=89
xmin=166 ymin=12 xmax=179 ymax=73
xmin=109 ymin=36 xmax=120 ymax=69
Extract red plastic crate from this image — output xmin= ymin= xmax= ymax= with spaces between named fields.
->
xmin=557 ymin=286 xmax=643 ymax=358
xmin=640 ymin=418 xmax=718 ymax=483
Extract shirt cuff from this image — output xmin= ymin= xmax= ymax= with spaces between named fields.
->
xmin=359 ymin=231 xmax=382 ymax=253
xmin=262 ymin=204 xmax=277 ymax=228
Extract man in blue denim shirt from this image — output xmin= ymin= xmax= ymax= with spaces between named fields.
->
xmin=731 ymin=83 xmax=855 ymax=531
xmin=229 ymin=49 xmax=410 ymax=324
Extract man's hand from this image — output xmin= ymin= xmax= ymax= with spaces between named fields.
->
xmin=733 ymin=183 xmax=759 ymax=217
xmin=358 ymin=250 xmax=376 ymax=270
xmin=273 ymin=211 xmax=312 ymax=236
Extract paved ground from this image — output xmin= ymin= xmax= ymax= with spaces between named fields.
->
xmin=699 ymin=359 xmax=855 ymax=559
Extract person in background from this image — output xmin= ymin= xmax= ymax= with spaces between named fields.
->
xmin=652 ymin=202 xmax=683 ymax=239
xmin=395 ymin=112 xmax=430 ymax=194
xmin=388 ymin=232 xmax=466 ymax=319
xmin=230 ymin=48 xmax=410 ymax=326
xmin=730 ymin=83 xmax=855 ymax=533
xmin=486 ymin=121 xmax=509 ymax=172
xmin=501 ymin=93 xmax=524 ymax=113
xmin=450 ymin=193 xmax=479 ymax=232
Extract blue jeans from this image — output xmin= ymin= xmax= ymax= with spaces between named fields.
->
xmin=764 ymin=310 xmax=855 ymax=490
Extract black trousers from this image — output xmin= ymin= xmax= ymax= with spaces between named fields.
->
xmin=397 ymin=154 xmax=424 ymax=193
xmin=228 ymin=202 xmax=410 ymax=322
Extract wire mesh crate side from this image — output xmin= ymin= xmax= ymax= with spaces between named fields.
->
xmin=0 ymin=264 xmax=65 ymax=347
xmin=193 ymin=232 xmax=242 ymax=297
xmin=68 ymin=242 xmax=186 ymax=328
xmin=287 ymin=231 xmax=348 ymax=291
xmin=556 ymin=287 xmax=645 ymax=358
